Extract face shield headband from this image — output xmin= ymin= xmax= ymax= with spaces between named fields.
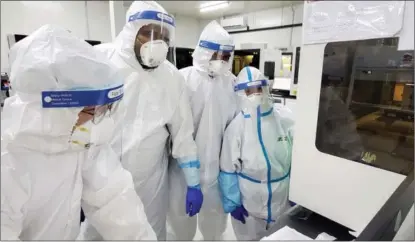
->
xmin=234 ymin=79 xmax=268 ymax=93
xmin=128 ymin=10 xmax=175 ymax=27
xmin=197 ymin=40 xmax=235 ymax=75
xmin=42 ymin=84 xmax=123 ymax=124
xmin=199 ymin=40 xmax=234 ymax=60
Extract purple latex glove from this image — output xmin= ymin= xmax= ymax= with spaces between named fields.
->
xmin=231 ymin=205 xmax=249 ymax=224
xmin=186 ymin=185 xmax=203 ymax=217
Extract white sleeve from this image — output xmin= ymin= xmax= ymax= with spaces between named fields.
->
xmin=81 ymin=145 xmax=156 ymax=240
xmin=219 ymin=115 xmax=244 ymax=213
xmin=1 ymin=154 xmax=28 ymax=241
xmin=167 ymin=83 xmax=200 ymax=187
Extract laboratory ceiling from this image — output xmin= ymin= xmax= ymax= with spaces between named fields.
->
xmin=122 ymin=1 xmax=302 ymax=19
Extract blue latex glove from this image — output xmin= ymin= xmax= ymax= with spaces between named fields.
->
xmin=231 ymin=205 xmax=249 ymax=224
xmin=186 ymin=185 xmax=203 ymax=217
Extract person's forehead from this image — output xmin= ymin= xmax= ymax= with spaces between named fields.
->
xmin=140 ymin=23 xmax=169 ymax=32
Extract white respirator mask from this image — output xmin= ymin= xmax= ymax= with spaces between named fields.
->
xmin=140 ymin=40 xmax=169 ymax=67
xmin=244 ymin=94 xmax=264 ymax=108
xmin=208 ymin=60 xmax=229 ymax=76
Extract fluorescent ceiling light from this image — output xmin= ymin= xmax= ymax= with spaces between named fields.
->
xmin=199 ymin=1 xmax=229 ymax=13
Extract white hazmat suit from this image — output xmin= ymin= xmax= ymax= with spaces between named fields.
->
xmin=82 ymin=1 xmax=201 ymax=240
xmin=219 ymin=66 xmax=294 ymax=240
xmin=167 ymin=20 xmax=239 ymax=240
xmin=0 ymin=24 xmax=156 ymax=240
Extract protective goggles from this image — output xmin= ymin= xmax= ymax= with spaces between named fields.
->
xmin=42 ymin=84 xmax=124 ymax=124
xmin=199 ymin=40 xmax=234 ymax=62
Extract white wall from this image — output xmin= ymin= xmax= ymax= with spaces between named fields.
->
xmin=173 ymin=15 xmax=201 ymax=49
xmin=223 ymin=3 xmax=304 ymax=50
xmin=0 ymin=1 xmax=111 ymax=72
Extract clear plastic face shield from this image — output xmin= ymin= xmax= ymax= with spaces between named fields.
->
xmin=128 ymin=10 xmax=176 ymax=68
xmin=41 ymin=84 xmax=124 ymax=150
xmin=198 ymin=40 xmax=235 ymax=76
xmin=234 ymin=79 xmax=270 ymax=109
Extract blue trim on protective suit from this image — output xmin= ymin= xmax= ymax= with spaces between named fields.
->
xmin=246 ymin=67 xmax=253 ymax=82
xmin=256 ymin=106 xmax=273 ymax=225
xmin=238 ymin=167 xmax=291 ymax=183
xmin=219 ymin=171 xmax=242 ymax=213
xmin=178 ymin=160 xmax=201 ymax=169
xmin=242 ymin=107 xmax=273 ymax=119
xmin=178 ymin=159 xmax=201 ymax=187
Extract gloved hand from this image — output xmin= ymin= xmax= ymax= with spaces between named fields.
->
xmin=186 ymin=185 xmax=203 ymax=217
xmin=231 ymin=205 xmax=249 ymax=224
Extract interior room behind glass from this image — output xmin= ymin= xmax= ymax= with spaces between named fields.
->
xmin=316 ymin=37 xmax=414 ymax=176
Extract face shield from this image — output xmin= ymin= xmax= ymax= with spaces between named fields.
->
xmin=235 ymin=67 xmax=271 ymax=110
xmin=128 ymin=10 xmax=175 ymax=68
xmin=196 ymin=40 xmax=235 ymax=76
xmin=41 ymin=84 xmax=124 ymax=150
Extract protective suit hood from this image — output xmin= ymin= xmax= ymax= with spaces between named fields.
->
xmin=114 ymin=1 xmax=174 ymax=70
xmin=2 ymin=24 xmax=120 ymax=154
xmin=235 ymin=66 xmax=272 ymax=114
xmin=192 ymin=20 xmax=234 ymax=74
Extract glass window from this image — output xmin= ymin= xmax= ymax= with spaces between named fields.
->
xmin=315 ymin=37 xmax=414 ymax=176
xmin=279 ymin=52 xmax=293 ymax=77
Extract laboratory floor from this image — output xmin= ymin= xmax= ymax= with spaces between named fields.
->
xmin=77 ymin=216 xmax=237 ymax=240
xmin=191 ymin=215 xmax=237 ymax=240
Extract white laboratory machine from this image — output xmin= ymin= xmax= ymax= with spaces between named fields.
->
xmin=289 ymin=46 xmax=301 ymax=97
xmin=289 ymin=0 xmax=414 ymax=237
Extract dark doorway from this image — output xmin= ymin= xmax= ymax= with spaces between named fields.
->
xmin=232 ymin=49 xmax=261 ymax=75
xmin=176 ymin=47 xmax=194 ymax=70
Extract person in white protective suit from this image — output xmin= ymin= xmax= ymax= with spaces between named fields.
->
xmin=167 ymin=20 xmax=239 ymax=240
xmin=218 ymin=66 xmax=294 ymax=240
xmin=82 ymin=1 xmax=203 ymax=240
xmin=0 ymin=24 xmax=156 ymax=241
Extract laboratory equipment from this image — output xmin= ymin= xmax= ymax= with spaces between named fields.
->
xmin=234 ymin=43 xmax=282 ymax=76
xmin=356 ymin=171 xmax=414 ymax=241
xmin=232 ymin=48 xmax=261 ymax=75
xmin=289 ymin=0 xmax=414 ymax=236
xmin=264 ymin=61 xmax=275 ymax=80
xmin=260 ymin=171 xmax=413 ymax=241
xmin=289 ymin=46 xmax=301 ymax=96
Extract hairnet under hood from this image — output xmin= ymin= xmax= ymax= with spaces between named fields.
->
xmin=192 ymin=20 xmax=234 ymax=72
xmin=113 ymin=1 xmax=170 ymax=69
xmin=2 ymin=24 xmax=120 ymax=154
